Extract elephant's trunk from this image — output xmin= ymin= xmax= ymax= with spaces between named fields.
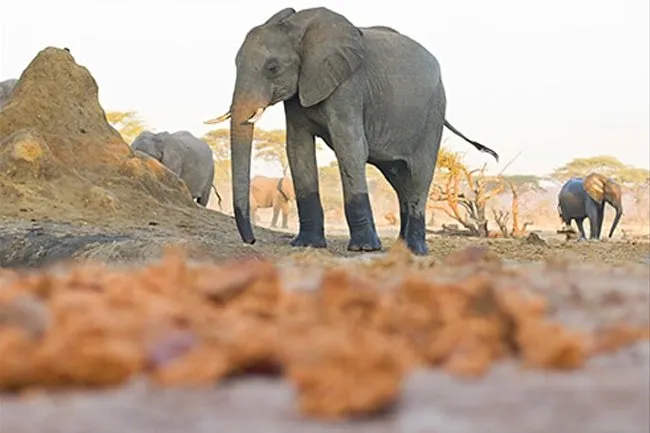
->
xmin=608 ymin=202 xmax=623 ymax=238
xmin=228 ymin=88 xmax=271 ymax=245
xmin=230 ymin=118 xmax=255 ymax=244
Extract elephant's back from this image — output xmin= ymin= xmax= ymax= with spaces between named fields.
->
xmin=558 ymin=178 xmax=587 ymax=216
xmin=357 ymin=27 xmax=443 ymax=152
xmin=560 ymin=178 xmax=586 ymax=195
xmin=360 ymin=27 xmax=441 ymax=75
xmin=172 ymin=132 xmax=213 ymax=165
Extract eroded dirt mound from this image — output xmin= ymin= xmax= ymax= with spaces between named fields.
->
xmin=0 ymin=47 xmax=198 ymax=224
xmin=0 ymin=244 xmax=647 ymax=420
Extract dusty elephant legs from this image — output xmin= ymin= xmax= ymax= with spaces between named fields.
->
xmin=270 ymin=202 xmax=289 ymax=229
xmin=374 ymin=159 xmax=432 ymax=255
xmin=285 ymin=119 xmax=327 ymax=248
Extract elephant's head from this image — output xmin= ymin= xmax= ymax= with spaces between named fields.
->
xmin=204 ymin=7 xmax=365 ymax=244
xmin=584 ymin=172 xmax=623 ymax=238
xmin=131 ymin=131 xmax=164 ymax=161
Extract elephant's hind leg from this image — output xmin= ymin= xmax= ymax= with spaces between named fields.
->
xmin=270 ymin=204 xmax=280 ymax=228
xmin=401 ymin=158 xmax=435 ymax=256
xmin=280 ymin=200 xmax=290 ymax=229
xmin=373 ymin=160 xmax=409 ymax=240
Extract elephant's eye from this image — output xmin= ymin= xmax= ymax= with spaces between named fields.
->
xmin=264 ymin=60 xmax=281 ymax=77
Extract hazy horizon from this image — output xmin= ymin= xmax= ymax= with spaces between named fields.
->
xmin=1 ymin=0 xmax=648 ymax=178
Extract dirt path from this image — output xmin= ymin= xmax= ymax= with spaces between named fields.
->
xmin=1 ymin=217 xmax=648 ymax=268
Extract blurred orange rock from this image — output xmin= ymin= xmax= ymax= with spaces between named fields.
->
xmin=0 ymin=245 xmax=647 ymax=420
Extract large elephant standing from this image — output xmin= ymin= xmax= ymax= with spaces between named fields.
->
xmin=557 ymin=173 xmax=623 ymax=240
xmin=131 ymin=130 xmax=220 ymax=208
xmin=250 ymin=175 xmax=295 ymax=229
xmin=205 ymin=7 xmax=499 ymax=255
xmin=0 ymin=78 xmax=18 ymax=109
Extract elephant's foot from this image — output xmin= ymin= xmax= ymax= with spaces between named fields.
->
xmin=347 ymin=228 xmax=382 ymax=252
xmin=290 ymin=231 xmax=327 ymax=248
xmin=404 ymin=215 xmax=428 ymax=256
xmin=344 ymin=193 xmax=382 ymax=252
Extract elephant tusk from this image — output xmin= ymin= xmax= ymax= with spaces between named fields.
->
xmin=246 ymin=107 xmax=265 ymax=124
xmin=204 ymin=112 xmax=231 ymax=125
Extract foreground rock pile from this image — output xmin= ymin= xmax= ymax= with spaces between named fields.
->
xmin=0 ymin=243 xmax=647 ymax=420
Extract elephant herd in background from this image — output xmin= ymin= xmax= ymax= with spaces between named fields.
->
xmin=1 ymin=6 xmax=627 ymax=255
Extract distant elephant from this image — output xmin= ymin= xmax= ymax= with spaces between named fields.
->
xmin=0 ymin=78 xmax=18 ymax=109
xmin=131 ymin=130 xmax=219 ymax=208
xmin=204 ymin=7 xmax=499 ymax=255
xmin=557 ymin=173 xmax=623 ymax=240
xmin=250 ymin=175 xmax=295 ymax=229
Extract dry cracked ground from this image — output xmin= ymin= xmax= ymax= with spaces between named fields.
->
xmin=0 ymin=47 xmax=648 ymax=433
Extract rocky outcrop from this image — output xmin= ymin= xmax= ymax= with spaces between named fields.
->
xmin=0 ymin=46 xmax=197 ymax=224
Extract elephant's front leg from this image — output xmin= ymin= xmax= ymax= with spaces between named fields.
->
xmin=575 ymin=217 xmax=587 ymax=240
xmin=585 ymin=199 xmax=600 ymax=240
xmin=595 ymin=206 xmax=605 ymax=239
xmin=328 ymin=128 xmax=381 ymax=252
xmin=285 ymin=107 xmax=326 ymax=248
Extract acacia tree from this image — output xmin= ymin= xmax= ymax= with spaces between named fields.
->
xmin=202 ymin=128 xmax=231 ymax=184
xmin=550 ymin=155 xmax=649 ymax=186
xmin=490 ymin=174 xmax=543 ymax=237
xmin=253 ymin=129 xmax=289 ymax=174
xmin=106 ymin=111 xmax=146 ymax=144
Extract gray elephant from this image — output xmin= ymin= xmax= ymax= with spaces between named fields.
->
xmin=0 ymin=78 xmax=18 ymax=109
xmin=557 ymin=173 xmax=623 ymax=240
xmin=131 ymin=130 xmax=219 ymax=208
xmin=204 ymin=7 xmax=499 ymax=255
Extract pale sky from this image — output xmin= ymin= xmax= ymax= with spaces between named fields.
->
xmin=1 ymin=0 xmax=649 ymax=178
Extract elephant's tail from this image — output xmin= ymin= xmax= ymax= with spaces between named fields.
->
xmin=444 ymin=120 xmax=499 ymax=162
xmin=276 ymin=177 xmax=290 ymax=202
xmin=211 ymin=184 xmax=223 ymax=209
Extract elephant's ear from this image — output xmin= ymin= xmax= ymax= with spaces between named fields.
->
xmin=286 ymin=8 xmax=365 ymax=108
xmin=264 ymin=8 xmax=296 ymax=25
xmin=604 ymin=179 xmax=622 ymax=204
xmin=584 ymin=173 xmax=605 ymax=203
